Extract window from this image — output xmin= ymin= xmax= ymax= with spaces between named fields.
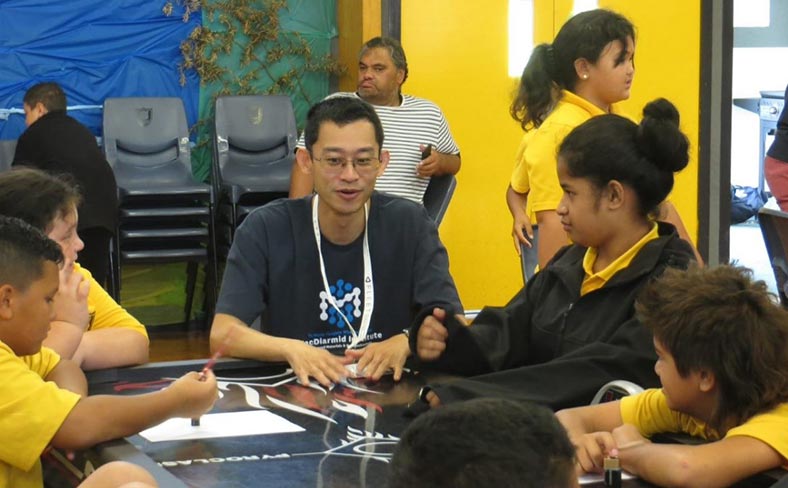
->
xmin=508 ymin=0 xmax=599 ymax=78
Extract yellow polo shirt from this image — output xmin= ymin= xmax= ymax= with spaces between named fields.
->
xmin=580 ymin=224 xmax=659 ymax=295
xmin=0 ymin=342 xmax=81 ymax=488
xmin=621 ymin=388 xmax=788 ymax=469
xmin=77 ymin=263 xmax=147 ymax=338
xmin=511 ymin=91 xmax=621 ymax=225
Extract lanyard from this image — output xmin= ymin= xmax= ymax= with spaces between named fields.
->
xmin=311 ymin=195 xmax=374 ymax=349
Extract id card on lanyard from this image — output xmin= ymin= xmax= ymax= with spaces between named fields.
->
xmin=311 ymin=195 xmax=374 ymax=349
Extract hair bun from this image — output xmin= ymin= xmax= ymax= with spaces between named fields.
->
xmin=637 ymin=98 xmax=689 ymax=173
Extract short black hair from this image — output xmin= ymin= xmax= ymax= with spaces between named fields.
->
xmin=23 ymin=82 xmax=67 ymax=112
xmin=303 ymin=97 xmax=384 ymax=153
xmin=0 ymin=168 xmax=82 ymax=232
xmin=0 ymin=216 xmax=63 ymax=292
xmin=388 ymin=398 xmax=576 ymax=488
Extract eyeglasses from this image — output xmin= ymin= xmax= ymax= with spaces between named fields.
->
xmin=312 ymin=155 xmax=380 ymax=174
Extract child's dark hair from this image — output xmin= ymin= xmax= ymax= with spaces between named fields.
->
xmin=0 ymin=168 xmax=82 ymax=232
xmin=388 ymin=398 xmax=576 ymax=488
xmin=558 ymin=98 xmax=689 ymax=219
xmin=303 ymin=97 xmax=384 ymax=153
xmin=23 ymin=81 xmax=67 ymax=112
xmin=510 ymin=9 xmax=635 ymax=129
xmin=636 ymin=265 xmax=788 ymax=432
xmin=0 ymin=216 xmax=63 ymax=291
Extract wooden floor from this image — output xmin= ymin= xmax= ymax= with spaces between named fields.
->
xmin=148 ymin=329 xmax=211 ymax=362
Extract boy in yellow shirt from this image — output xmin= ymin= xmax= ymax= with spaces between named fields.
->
xmin=557 ymin=265 xmax=788 ymax=487
xmin=0 ymin=216 xmax=218 ymax=487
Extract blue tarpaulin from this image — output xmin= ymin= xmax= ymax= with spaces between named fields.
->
xmin=0 ymin=0 xmax=200 ymax=139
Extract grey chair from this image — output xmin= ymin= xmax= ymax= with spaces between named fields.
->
xmin=0 ymin=140 xmax=16 ymax=172
xmin=590 ymin=380 xmax=644 ymax=405
xmin=422 ymin=174 xmax=457 ymax=227
xmin=103 ymin=97 xmax=217 ymax=324
xmin=213 ymin=95 xmax=296 ymax=229
xmin=757 ymin=207 xmax=788 ymax=307
xmin=519 ymin=227 xmax=539 ymax=284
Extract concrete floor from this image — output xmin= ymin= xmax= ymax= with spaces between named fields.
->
xmin=729 ymin=216 xmax=778 ymax=295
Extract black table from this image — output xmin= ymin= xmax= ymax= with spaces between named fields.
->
xmin=41 ymin=359 xmax=780 ymax=487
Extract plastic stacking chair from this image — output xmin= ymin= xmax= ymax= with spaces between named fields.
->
xmin=0 ymin=140 xmax=16 ymax=172
xmin=519 ymin=227 xmax=539 ymax=284
xmin=103 ymin=97 xmax=217 ymax=325
xmin=213 ymin=95 xmax=296 ymax=230
xmin=422 ymin=174 xmax=457 ymax=227
xmin=757 ymin=207 xmax=788 ymax=308
xmin=590 ymin=380 xmax=644 ymax=405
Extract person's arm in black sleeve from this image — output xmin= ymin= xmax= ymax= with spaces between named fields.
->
xmin=430 ymin=314 xmax=659 ymax=409
xmin=410 ymin=207 xmax=463 ymax=317
xmin=11 ymin=130 xmax=35 ymax=167
xmin=409 ymin=275 xmax=539 ymax=376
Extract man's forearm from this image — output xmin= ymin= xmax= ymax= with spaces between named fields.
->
xmin=211 ymin=313 xmax=290 ymax=362
xmin=437 ymin=153 xmax=461 ymax=175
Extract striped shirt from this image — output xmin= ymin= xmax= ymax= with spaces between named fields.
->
xmin=298 ymin=92 xmax=460 ymax=203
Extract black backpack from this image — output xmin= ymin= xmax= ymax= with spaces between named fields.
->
xmin=730 ymin=185 xmax=767 ymax=224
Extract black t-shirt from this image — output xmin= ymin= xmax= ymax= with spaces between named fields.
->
xmin=13 ymin=110 xmax=118 ymax=231
xmin=216 ymin=192 xmax=462 ymax=353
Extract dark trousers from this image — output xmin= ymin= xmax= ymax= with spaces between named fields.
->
xmin=78 ymin=227 xmax=113 ymax=288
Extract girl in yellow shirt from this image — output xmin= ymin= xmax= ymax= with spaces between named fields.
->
xmin=506 ymin=9 xmax=699 ymax=272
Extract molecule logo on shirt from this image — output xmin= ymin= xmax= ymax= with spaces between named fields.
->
xmin=319 ymin=279 xmax=362 ymax=328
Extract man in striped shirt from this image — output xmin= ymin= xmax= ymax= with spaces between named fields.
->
xmin=290 ymin=36 xmax=461 ymax=203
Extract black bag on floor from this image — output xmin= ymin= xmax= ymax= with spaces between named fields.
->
xmin=730 ymin=185 xmax=767 ymax=224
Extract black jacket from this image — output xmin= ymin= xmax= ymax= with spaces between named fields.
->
xmin=13 ymin=110 xmax=118 ymax=232
xmin=411 ymin=222 xmax=695 ymax=410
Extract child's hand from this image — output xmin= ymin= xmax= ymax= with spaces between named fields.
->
xmin=573 ymin=431 xmax=617 ymax=474
xmin=53 ymin=265 xmax=91 ymax=329
xmin=168 ymin=370 xmax=218 ymax=418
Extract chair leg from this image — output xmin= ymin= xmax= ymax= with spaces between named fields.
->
xmin=184 ymin=261 xmax=198 ymax=326
xmin=110 ymin=233 xmax=122 ymax=301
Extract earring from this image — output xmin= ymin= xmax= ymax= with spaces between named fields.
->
xmin=582 ymin=74 xmax=589 ymax=80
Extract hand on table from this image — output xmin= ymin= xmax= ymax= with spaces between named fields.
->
xmin=283 ymin=340 xmax=352 ymax=387
xmin=344 ymin=333 xmax=410 ymax=381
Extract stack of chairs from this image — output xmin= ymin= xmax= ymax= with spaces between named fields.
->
xmin=212 ymin=95 xmax=296 ymax=256
xmin=103 ymin=97 xmax=217 ymax=325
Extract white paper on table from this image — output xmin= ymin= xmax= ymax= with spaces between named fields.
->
xmin=138 ymin=410 xmax=305 ymax=443
xmin=578 ymin=471 xmax=636 ymax=485
xmin=344 ymin=363 xmax=394 ymax=378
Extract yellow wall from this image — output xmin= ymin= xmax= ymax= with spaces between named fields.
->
xmin=401 ymin=1 xmax=524 ymax=308
xmin=337 ymin=0 xmax=381 ymax=92
xmin=400 ymin=1 xmax=701 ymax=310
xmin=602 ymin=0 xmax=701 ymax=249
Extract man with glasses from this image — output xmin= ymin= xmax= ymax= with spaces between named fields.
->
xmin=211 ymin=97 xmax=461 ymax=387
xmin=289 ymin=36 xmax=461 ymax=203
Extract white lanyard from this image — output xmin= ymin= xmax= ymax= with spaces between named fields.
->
xmin=311 ymin=195 xmax=374 ymax=349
